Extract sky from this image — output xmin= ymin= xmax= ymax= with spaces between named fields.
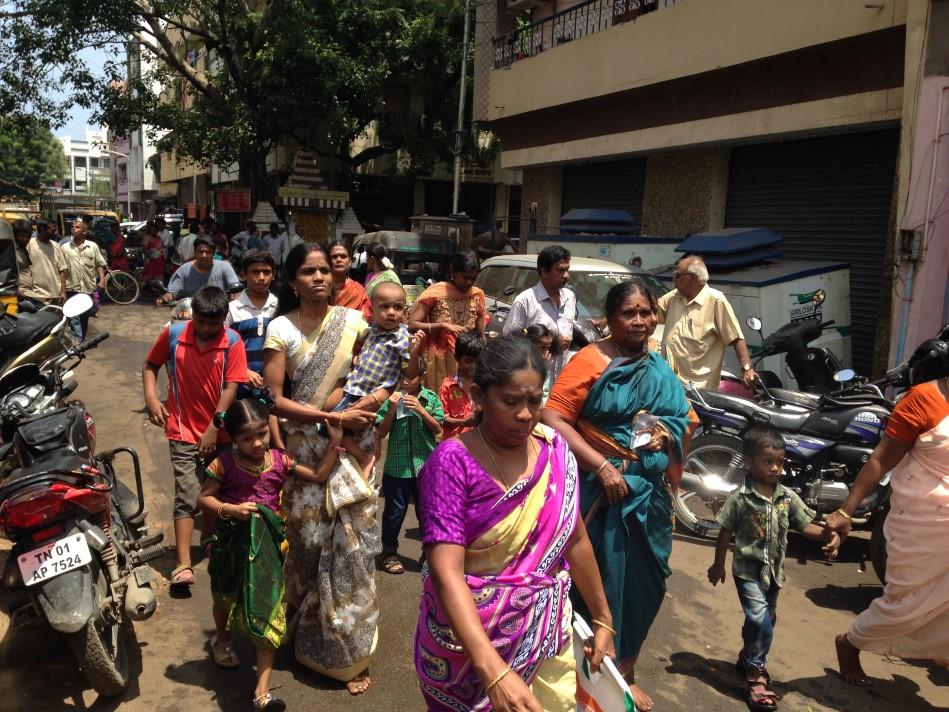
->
xmin=57 ymin=46 xmax=112 ymax=140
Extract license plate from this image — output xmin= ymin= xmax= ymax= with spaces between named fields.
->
xmin=18 ymin=533 xmax=92 ymax=587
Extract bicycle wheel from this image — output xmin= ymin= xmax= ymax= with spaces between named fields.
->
xmin=104 ymin=271 xmax=140 ymax=305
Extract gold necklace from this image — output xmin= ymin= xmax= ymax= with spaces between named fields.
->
xmin=477 ymin=427 xmax=535 ymax=489
xmin=234 ymin=451 xmax=269 ymax=475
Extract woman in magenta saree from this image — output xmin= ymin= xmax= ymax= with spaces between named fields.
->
xmin=414 ymin=336 xmax=615 ymax=712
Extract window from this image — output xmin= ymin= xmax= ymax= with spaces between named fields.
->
xmin=101 ymin=157 xmax=110 ymax=168
xmin=74 ymin=156 xmax=87 ymax=168
xmin=90 ymin=157 xmax=99 ymax=168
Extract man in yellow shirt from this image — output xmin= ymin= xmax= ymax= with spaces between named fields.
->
xmin=658 ymin=255 xmax=757 ymax=390
xmin=62 ymin=220 xmax=106 ymax=340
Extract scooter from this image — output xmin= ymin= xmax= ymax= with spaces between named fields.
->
xmin=0 ymin=315 xmax=162 ymax=696
xmin=720 ymin=316 xmax=843 ymax=396
xmin=0 ymin=294 xmax=88 ymax=379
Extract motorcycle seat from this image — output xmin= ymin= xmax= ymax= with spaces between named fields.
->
xmin=699 ymin=390 xmax=812 ymax=432
xmin=768 ymin=388 xmax=821 ymax=409
xmin=0 ymin=310 xmax=61 ymax=351
xmin=2 ymin=453 xmax=87 ymax=488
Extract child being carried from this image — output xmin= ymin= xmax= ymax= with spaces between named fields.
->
xmin=323 ymin=280 xmax=421 ymax=467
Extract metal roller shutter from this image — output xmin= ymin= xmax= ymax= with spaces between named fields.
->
xmin=562 ymin=158 xmax=646 ymax=226
xmin=725 ymin=129 xmax=899 ymax=375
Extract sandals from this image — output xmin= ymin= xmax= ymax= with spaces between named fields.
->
xmin=745 ymin=669 xmax=779 ymax=711
xmin=211 ymin=635 xmax=241 ymax=668
xmin=381 ymin=554 xmax=404 ymax=575
xmin=170 ymin=565 xmax=195 ymax=586
xmin=253 ymin=693 xmax=286 ymax=711
xmin=737 ymin=651 xmax=771 ymax=685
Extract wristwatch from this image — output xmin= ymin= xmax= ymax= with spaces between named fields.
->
xmin=741 ymin=363 xmax=753 ymax=372
xmin=212 ymin=411 xmax=227 ymax=428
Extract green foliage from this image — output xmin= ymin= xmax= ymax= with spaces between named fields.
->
xmin=0 ymin=0 xmax=466 ymax=198
xmin=0 ymin=117 xmax=68 ymax=193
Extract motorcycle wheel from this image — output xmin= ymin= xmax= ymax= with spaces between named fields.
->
xmin=65 ymin=568 xmax=130 ymax=697
xmin=869 ymin=506 xmax=888 ymax=584
xmin=673 ymin=433 xmax=745 ymax=539
xmin=104 ymin=271 xmax=140 ymax=305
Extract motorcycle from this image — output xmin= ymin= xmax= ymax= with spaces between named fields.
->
xmin=0 ymin=327 xmax=163 ymax=696
xmin=0 ymin=294 xmax=88 ymax=379
xmin=676 ymin=325 xmax=949 ymax=583
xmin=720 ymin=316 xmax=843 ymax=397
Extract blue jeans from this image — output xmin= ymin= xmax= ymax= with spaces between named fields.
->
xmin=381 ymin=475 xmax=419 ymax=555
xmin=66 ymin=290 xmax=93 ymax=341
xmin=735 ymin=578 xmax=780 ymax=669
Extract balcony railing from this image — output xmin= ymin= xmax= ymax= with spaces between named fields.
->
xmin=493 ymin=0 xmax=680 ymax=69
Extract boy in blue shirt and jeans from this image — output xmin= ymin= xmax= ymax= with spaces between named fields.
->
xmin=708 ymin=425 xmax=838 ymax=711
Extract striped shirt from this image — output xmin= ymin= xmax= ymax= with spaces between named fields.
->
xmin=225 ymin=291 xmax=279 ymax=376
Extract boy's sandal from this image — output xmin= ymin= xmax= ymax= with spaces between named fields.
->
xmin=381 ymin=555 xmax=404 ymax=575
xmin=253 ymin=693 xmax=286 ymax=711
xmin=170 ymin=565 xmax=195 ymax=586
xmin=210 ymin=635 xmax=241 ymax=668
xmin=737 ymin=652 xmax=771 ymax=685
xmin=745 ymin=672 xmax=779 ymax=711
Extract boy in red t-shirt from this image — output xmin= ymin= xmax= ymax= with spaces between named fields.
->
xmin=438 ymin=333 xmax=483 ymax=440
xmin=143 ymin=286 xmax=248 ymax=586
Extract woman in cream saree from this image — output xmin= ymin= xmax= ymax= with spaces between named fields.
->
xmin=263 ymin=244 xmax=380 ymax=695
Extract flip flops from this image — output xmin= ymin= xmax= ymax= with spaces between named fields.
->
xmin=745 ymin=669 xmax=779 ymax=710
xmin=381 ymin=555 xmax=404 ymax=575
xmin=170 ymin=564 xmax=195 ymax=586
xmin=253 ymin=693 xmax=286 ymax=711
xmin=211 ymin=635 xmax=241 ymax=668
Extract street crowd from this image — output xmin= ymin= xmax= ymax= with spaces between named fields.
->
xmin=14 ymin=215 xmax=943 ymax=711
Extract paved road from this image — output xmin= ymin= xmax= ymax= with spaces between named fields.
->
xmin=0 ymin=303 xmax=945 ymax=711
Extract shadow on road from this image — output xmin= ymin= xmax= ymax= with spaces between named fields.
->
xmin=665 ymin=651 xmax=945 ymax=712
xmin=0 ymin=608 xmax=146 ymax=711
xmin=805 ymin=583 xmax=883 ymax=614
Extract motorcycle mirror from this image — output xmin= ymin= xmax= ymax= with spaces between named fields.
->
xmin=834 ymin=368 xmax=856 ymax=383
xmin=62 ymin=293 xmax=94 ymax=319
xmin=746 ymin=316 xmax=762 ymax=332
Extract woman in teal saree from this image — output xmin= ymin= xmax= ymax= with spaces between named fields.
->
xmin=542 ymin=280 xmax=690 ymax=712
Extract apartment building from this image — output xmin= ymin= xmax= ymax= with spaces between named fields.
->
xmin=474 ymin=0 xmax=948 ymax=374
xmin=56 ymin=127 xmax=113 ymax=198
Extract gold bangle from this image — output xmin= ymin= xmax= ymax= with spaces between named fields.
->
xmin=337 ymin=412 xmax=344 ymax=428
xmin=592 ymin=618 xmax=617 ymax=635
xmin=485 ymin=666 xmax=511 ymax=692
xmin=595 ymin=460 xmax=610 ymax=475
xmin=217 ymin=503 xmax=230 ymax=520
xmin=834 ymin=508 xmax=852 ymax=522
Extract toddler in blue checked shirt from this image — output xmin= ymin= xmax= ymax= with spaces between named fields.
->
xmin=323 ymin=281 xmax=421 ymax=466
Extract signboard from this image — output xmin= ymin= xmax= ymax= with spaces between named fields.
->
xmin=216 ymin=189 xmax=252 ymax=213
xmin=278 ymin=187 xmax=349 ymax=202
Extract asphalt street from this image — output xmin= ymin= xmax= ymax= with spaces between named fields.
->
xmin=0 ymin=302 xmax=945 ymax=711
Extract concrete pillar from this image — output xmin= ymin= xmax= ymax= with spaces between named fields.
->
xmin=413 ymin=180 xmax=426 ymax=215
xmin=641 ymin=147 xmax=730 ymax=236
xmin=521 ymin=166 xmax=563 ymax=245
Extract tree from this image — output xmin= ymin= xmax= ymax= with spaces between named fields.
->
xmin=0 ymin=0 xmax=465 ymax=202
xmin=0 ymin=117 xmax=68 ymax=194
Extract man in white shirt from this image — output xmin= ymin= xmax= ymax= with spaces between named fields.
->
xmin=262 ymin=223 xmax=285 ymax=266
xmin=502 ymin=245 xmax=577 ymax=381
xmin=156 ymin=217 xmax=175 ymax=260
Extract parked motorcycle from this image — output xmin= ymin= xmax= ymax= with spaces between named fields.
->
xmin=0 ymin=327 xmax=163 ymax=696
xmin=0 ymin=294 xmax=88 ymax=379
xmin=677 ymin=325 xmax=949 ymax=583
xmin=720 ymin=315 xmax=843 ymax=396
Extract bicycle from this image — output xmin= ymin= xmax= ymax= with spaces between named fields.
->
xmin=102 ymin=267 xmax=140 ymax=305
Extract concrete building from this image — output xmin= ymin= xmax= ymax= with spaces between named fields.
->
xmin=56 ymin=127 xmax=113 ymax=198
xmin=474 ymin=0 xmax=948 ymax=375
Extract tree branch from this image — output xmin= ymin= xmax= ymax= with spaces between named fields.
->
xmin=133 ymin=21 xmax=224 ymax=103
